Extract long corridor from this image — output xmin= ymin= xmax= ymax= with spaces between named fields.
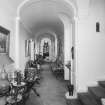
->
xmin=26 ymin=63 xmax=67 ymax=105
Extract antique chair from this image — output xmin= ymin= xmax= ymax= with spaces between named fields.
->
xmin=51 ymin=59 xmax=64 ymax=78
xmin=24 ymin=67 xmax=40 ymax=98
xmin=6 ymin=71 xmax=26 ymax=105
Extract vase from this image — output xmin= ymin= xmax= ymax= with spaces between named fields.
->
xmin=0 ymin=67 xmax=10 ymax=96
xmin=0 ymin=66 xmax=8 ymax=80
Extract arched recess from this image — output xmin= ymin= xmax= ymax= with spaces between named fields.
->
xmin=16 ymin=0 xmax=78 ymax=98
xmin=40 ymin=38 xmax=52 ymax=60
xmin=35 ymin=29 xmax=57 ymax=62
xmin=39 ymin=37 xmax=54 ymax=61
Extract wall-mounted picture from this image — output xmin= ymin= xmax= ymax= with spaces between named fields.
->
xmin=0 ymin=26 xmax=10 ymax=54
xmin=25 ymin=40 xmax=29 ymax=57
xmin=25 ymin=39 xmax=31 ymax=57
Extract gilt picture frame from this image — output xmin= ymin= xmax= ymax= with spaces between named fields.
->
xmin=0 ymin=26 xmax=10 ymax=54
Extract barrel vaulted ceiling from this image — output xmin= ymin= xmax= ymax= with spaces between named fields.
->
xmin=8 ymin=0 xmax=90 ymax=11
xmin=18 ymin=0 xmax=75 ymax=34
xmin=6 ymin=0 xmax=90 ymax=34
xmin=6 ymin=0 xmax=91 ymax=18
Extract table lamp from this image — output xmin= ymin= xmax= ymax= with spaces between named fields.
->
xmin=0 ymin=53 xmax=14 ymax=105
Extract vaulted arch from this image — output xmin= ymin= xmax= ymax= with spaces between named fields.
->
xmin=15 ymin=0 xmax=78 ymax=98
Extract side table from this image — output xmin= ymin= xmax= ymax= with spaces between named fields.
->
xmin=6 ymin=82 xmax=26 ymax=105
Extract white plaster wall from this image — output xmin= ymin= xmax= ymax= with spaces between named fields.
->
xmin=64 ymin=23 xmax=72 ymax=80
xmin=59 ymin=14 xmax=72 ymax=80
xmin=19 ymin=23 xmax=32 ymax=71
xmin=77 ymin=0 xmax=105 ymax=92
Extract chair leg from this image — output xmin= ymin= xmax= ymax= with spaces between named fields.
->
xmin=32 ymin=88 xmax=40 ymax=97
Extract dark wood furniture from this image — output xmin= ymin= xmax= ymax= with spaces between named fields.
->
xmin=24 ymin=67 xmax=40 ymax=97
xmin=6 ymin=60 xmax=42 ymax=105
xmin=6 ymin=82 xmax=26 ymax=105
xmin=51 ymin=60 xmax=64 ymax=78
xmin=36 ymin=54 xmax=43 ymax=64
xmin=6 ymin=66 xmax=40 ymax=105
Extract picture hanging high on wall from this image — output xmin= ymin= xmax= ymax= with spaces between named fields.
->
xmin=0 ymin=26 xmax=10 ymax=54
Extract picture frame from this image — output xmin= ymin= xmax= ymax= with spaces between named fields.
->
xmin=25 ymin=39 xmax=31 ymax=57
xmin=25 ymin=40 xmax=29 ymax=57
xmin=0 ymin=26 xmax=10 ymax=54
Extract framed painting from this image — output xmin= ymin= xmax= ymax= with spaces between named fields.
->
xmin=0 ymin=26 xmax=10 ymax=54
xmin=25 ymin=40 xmax=29 ymax=57
xmin=25 ymin=39 xmax=31 ymax=57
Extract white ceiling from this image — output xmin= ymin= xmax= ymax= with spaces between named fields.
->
xmin=19 ymin=0 xmax=75 ymax=30
xmin=7 ymin=0 xmax=23 ymax=9
xmin=7 ymin=0 xmax=90 ymax=11
xmin=30 ymin=17 xmax=64 ymax=36
xmin=6 ymin=0 xmax=90 ymax=34
xmin=6 ymin=0 xmax=91 ymax=15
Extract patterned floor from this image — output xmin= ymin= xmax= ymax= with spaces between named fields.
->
xmin=26 ymin=64 xmax=67 ymax=105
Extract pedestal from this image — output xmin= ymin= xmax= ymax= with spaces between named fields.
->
xmin=65 ymin=92 xmax=76 ymax=99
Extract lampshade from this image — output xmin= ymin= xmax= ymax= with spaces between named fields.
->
xmin=0 ymin=54 xmax=14 ymax=98
xmin=0 ymin=54 xmax=14 ymax=67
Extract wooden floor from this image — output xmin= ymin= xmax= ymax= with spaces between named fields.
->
xmin=26 ymin=64 xmax=67 ymax=105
